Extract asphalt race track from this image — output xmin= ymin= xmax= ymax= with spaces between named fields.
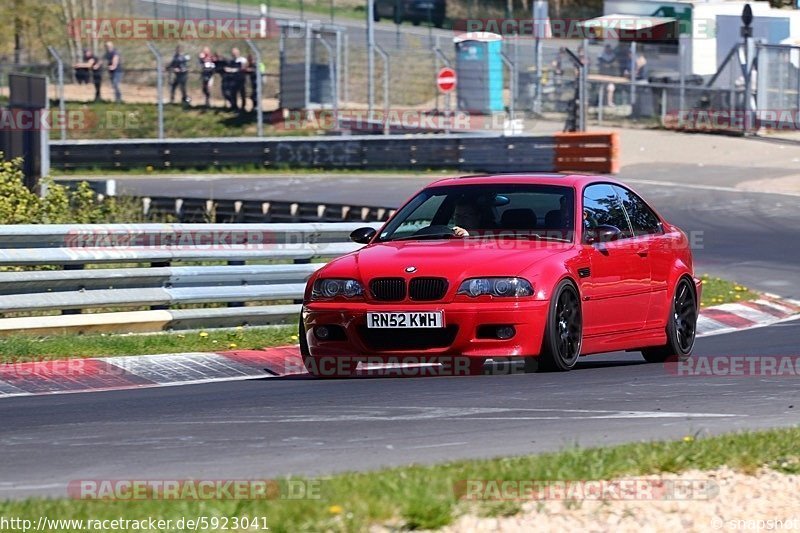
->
xmin=1 ymin=319 xmax=799 ymax=499
xmin=5 ymin=163 xmax=800 ymax=498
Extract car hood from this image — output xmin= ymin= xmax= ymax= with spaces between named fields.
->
xmin=323 ymin=239 xmax=573 ymax=280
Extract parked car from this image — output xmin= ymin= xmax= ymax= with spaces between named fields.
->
xmin=300 ymin=173 xmax=701 ymax=377
xmin=373 ymin=0 xmax=446 ymax=28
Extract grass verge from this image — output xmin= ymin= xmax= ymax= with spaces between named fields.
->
xmin=0 ymin=326 xmax=295 ymax=364
xmin=699 ymin=274 xmax=757 ymax=307
xmin=53 ymin=101 xmax=318 ymax=140
xmin=1 ymin=427 xmax=798 ymax=531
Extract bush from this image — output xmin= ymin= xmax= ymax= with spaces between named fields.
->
xmin=0 ymin=156 xmax=147 ymax=224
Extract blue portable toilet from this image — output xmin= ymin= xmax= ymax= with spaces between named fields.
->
xmin=454 ymin=32 xmax=504 ymax=114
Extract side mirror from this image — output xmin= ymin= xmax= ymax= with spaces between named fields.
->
xmin=350 ymin=227 xmax=377 ymax=244
xmin=584 ymin=224 xmax=622 ymax=245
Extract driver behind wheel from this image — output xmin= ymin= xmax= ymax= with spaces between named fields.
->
xmin=451 ymin=199 xmax=481 ymax=237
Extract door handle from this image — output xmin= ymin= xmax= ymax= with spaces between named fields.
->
xmin=636 ymin=249 xmax=649 ymax=257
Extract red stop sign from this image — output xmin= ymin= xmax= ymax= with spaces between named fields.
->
xmin=437 ymin=67 xmax=457 ymax=93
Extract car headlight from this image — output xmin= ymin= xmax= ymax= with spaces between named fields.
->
xmin=312 ymin=278 xmax=364 ymax=299
xmin=457 ymin=277 xmax=533 ymax=298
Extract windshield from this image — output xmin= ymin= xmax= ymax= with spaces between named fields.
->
xmin=379 ymin=184 xmax=576 ymax=242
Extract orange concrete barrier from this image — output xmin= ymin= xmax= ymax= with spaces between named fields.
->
xmin=554 ymin=131 xmax=619 ymax=174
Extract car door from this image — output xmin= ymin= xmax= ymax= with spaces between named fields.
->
xmin=580 ymin=184 xmax=651 ymax=335
xmin=613 ymin=185 xmax=671 ymax=328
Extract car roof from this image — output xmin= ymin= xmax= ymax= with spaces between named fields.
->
xmin=428 ymin=173 xmax=620 ymax=189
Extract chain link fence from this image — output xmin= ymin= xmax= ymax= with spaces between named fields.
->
xmin=3 ymin=4 xmax=799 ymax=140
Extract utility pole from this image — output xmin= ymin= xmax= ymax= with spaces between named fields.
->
xmin=367 ymin=0 xmax=375 ymax=115
xmin=741 ymin=3 xmax=754 ymax=134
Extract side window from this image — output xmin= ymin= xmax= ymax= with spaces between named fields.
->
xmin=613 ymin=186 xmax=662 ymax=236
xmin=582 ymin=184 xmax=633 ymax=240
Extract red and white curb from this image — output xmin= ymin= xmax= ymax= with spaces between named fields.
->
xmin=1 ymin=297 xmax=798 ymax=399
xmin=697 ymin=296 xmax=800 ymax=336
xmin=0 ymin=347 xmax=305 ymax=399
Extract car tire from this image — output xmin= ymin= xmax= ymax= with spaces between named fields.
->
xmin=373 ymin=4 xmax=381 ymax=22
xmin=299 ymin=319 xmax=357 ymax=378
xmin=411 ymin=18 xmax=421 ymax=25
xmin=537 ymin=280 xmax=583 ymax=372
xmin=433 ymin=15 xmax=445 ymax=28
xmin=641 ymin=276 xmax=697 ymax=363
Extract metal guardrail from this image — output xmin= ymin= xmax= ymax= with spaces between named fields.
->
xmin=0 ymin=223 xmax=382 ymax=336
xmin=50 ymin=133 xmax=619 ymax=174
xmin=136 ymin=196 xmax=395 ymax=223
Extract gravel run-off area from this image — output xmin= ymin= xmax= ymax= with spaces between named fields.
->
xmin=442 ymin=467 xmax=800 ymax=532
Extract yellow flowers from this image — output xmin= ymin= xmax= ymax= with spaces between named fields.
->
xmin=199 ymin=331 xmax=209 ymax=338
xmin=229 ymin=343 xmax=238 ymax=349
xmin=290 ymin=335 xmax=299 ymax=341
xmin=683 ymin=435 xmax=695 ymax=443
xmin=328 ymin=505 xmax=343 ymax=515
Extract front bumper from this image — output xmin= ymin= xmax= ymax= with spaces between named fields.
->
xmin=302 ymin=299 xmax=549 ymax=360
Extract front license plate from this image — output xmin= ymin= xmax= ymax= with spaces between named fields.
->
xmin=367 ymin=311 xmax=444 ymax=329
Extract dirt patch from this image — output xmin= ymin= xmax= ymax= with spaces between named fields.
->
xmin=443 ymin=467 xmax=800 ymax=532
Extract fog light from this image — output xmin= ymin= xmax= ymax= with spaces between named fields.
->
xmin=315 ymin=326 xmax=330 ymax=340
xmin=496 ymin=326 xmax=515 ymax=340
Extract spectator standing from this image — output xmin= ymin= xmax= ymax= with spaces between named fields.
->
xmin=198 ymin=46 xmax=217 ymax=107
xmin=104 ymin=41 xmax=123 ymax=103
xmin=74 ymin=49 xmax=103 ymax=102
xmin=230 ymin=48 xmax=249 ymax=112
xmin=168 ymin=45 xmax=191 ymax=107
xmin=221 ymin=56 xmax=237 ymax=110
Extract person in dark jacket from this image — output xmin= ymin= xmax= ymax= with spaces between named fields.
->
xmin=74 ymin=49 xmax=103 ymax=102
xmin=104 ymin=41 xmax=123 ymax=103
xmin=168 ymin=45 xmax=191 ymax=106
xmin=198 ymin=46 xmax=218 ymax=107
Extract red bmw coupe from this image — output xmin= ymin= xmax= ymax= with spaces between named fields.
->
xmin=300 ymin=174 xmax=701 ymax=376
